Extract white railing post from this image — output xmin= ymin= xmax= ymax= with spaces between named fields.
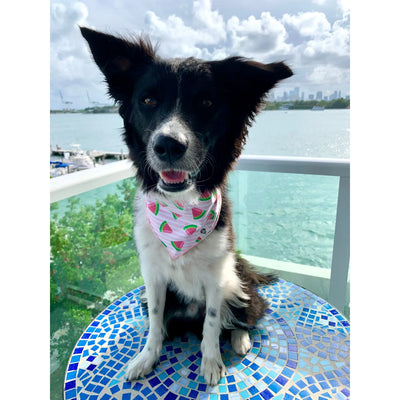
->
xmin=328 ymin=175 xmax=350 ymax=313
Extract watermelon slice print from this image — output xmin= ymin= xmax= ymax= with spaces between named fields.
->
xmin=171 ymin=241 xmax=184 ymax=251
xmin=208 ymin=210 xmax=215 ymax=220
xmin=196 ymin=237 xmax=202 ymax=242
xmin=199 ymin=191 xmax=211 ymax=201
xmin=184 ymin=224 xmax=197 ymax=235
xmin=147 ymin=201 xmax=159 ymax=215
xmin=172 ymin=212 xmax=182 ymax=220
xmin=160 ymin=221 xmax=173 ymax=233
xmin=174 ymin=201 xmax=184 ymax=210
xmin=192 ymin=207 xmax=206 ymax=220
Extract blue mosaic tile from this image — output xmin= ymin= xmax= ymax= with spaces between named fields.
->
xmin=63 ymin=280 xmax=350 ymax=400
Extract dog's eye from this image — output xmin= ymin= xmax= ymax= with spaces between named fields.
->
xmin=201 ymin=99 xmax=213 ymax=108
xmin=141 ymin=96 xmax=158 ymax=107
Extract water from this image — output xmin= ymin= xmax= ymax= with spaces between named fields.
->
xmin=50 ymin=110 xmax=349 ymax=158
xmin=50 ymin=110 xmax=349 ymax=268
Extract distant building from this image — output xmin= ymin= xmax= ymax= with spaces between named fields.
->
xmin=308 ymin=94 xmax=314 ymax=100
xmin=316 ymin=91 xmax=323 ymax=100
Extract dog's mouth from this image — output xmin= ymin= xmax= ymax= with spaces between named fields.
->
xmin=158 ymin=170 xmax=194 ymax=192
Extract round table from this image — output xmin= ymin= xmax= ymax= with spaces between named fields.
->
xmin=64 ymin=279 xmax=350 ymax=400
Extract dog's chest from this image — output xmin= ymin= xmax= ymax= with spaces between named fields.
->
xmin=134 ymin=191 xmax=230 ymax=301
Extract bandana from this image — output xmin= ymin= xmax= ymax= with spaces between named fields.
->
xmin=144 ymin=189 xmax=222 ymax=259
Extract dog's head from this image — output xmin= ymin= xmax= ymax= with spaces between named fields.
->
xmin=81 ymin=27 xmax=293 ymax=196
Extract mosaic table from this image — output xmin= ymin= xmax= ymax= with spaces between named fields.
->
xmin=64 ymin=279 xmax=350 ymax=400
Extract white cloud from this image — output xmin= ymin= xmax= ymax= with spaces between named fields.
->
xmin=307 ymin=65 xmax=349 ymax=89
xmin=226 ymin=12 xmax=292 ymax=59
xmin=192 ymin=0 xmax=226 ymax=43
xmin=282 ymin=12 xmax=331 ymax=37
xmin=50 ymin=1 xmax=107 ymax=105
xmin=143 ymin=0 xmax=227 ymax=58
xmin=145 ymin=2 xmax=292 ymax=62
xmin=337 ymin=0 xmax=350 ymax=17
xmin=51 ymin=2 xmax=88 ymax=41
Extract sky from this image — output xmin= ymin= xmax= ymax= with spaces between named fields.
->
xmin=50 ymin=0 xmax=350 ymax=110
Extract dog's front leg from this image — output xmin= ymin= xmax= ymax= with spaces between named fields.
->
xmin=126 ymin=279 xmax=166 ymax=381
xmin=200 ymin=283 xmax=227 ymax=386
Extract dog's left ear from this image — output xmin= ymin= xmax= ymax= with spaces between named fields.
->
xmin=210 ymin=57 xmax=293 ymax=116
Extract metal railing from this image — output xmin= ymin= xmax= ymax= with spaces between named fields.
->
xmin=50 ymin=155 xmax=350 ymax=313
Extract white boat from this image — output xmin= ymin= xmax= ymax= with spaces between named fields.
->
xmin=50 ymin=144 xmax=97 ymax=177
xmin=312 ymin=106 xmax=325 ymax=111
xmin=66 ymin=144 xmax=96 ymax=171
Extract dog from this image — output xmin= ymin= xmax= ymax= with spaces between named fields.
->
xmin=81 ymin=27 xmax=293 ymax=386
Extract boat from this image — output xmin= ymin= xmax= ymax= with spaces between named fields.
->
xmin=312 ymin=105 xmax=325 ymax=111
xmin=50 ymin=144 xmax=97 ymax=178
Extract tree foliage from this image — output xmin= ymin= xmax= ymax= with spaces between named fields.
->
xmin=263 ymin=98 xmax=350 ymax=110
xmin=50 ymin=178 xmax=142 ymax=399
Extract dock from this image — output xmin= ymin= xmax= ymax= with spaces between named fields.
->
xmin=51 ymin=147 xmax=129 ymax=162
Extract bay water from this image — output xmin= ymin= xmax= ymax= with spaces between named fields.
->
xmin=50 ymin=110 xmax=349 ymax=269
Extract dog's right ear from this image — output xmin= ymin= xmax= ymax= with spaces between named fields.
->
xmin=80 ymin=27 xmax=155 ymax=101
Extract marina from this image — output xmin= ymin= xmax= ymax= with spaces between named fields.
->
xmin=50 ymin=144 xmax=129 ymax=177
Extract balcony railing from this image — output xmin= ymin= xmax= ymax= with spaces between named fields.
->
xmin=50 ymin=155 xmax=350 ymax=314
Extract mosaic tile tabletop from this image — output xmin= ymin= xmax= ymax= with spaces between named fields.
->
xmin=64 ymin=279 xmax=350 ymax=400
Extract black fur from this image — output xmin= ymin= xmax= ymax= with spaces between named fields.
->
xmin=81 ymin=27 xmax=291 ymax=339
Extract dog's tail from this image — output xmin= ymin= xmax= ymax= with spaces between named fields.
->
xmin=235 ymin=252 xmax=278 ymax=286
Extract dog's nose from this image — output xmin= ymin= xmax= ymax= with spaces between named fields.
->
xmin=153 ymin=135 xmax=188 ymax=163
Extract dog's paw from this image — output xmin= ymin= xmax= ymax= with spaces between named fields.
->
xmin=125 ymin=348 xmax=159 ymax=381
xmin=231 ymin=329 xmax=251 ymax=356
xmin=200 ymin=356 xmax=227 ymax=386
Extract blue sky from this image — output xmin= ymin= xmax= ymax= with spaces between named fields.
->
xmin=50 ymin=0 xmax=350 ymax=109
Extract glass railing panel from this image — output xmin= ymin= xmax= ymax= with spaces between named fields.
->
xmin=229 ymin=170 xmax=340 ymax=269
xmin=50 ymin=176 xmax=141 ymax=400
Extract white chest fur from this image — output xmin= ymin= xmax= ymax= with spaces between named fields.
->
xmin=133 ymin=190 xmax=242 ymax=302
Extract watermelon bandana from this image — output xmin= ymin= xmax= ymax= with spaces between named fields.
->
xmin=144 ymin=189 xmax=222 ymax=259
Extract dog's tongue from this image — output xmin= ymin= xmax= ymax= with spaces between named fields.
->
xmin=160 ymin=170 xmax=187 ymax=184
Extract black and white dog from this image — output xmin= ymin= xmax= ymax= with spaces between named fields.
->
xmin=81 ymin=27 xmax=293 ymax=386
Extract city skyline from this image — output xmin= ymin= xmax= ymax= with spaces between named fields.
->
xmin=271 ymin=86 xmax=349 ymax=103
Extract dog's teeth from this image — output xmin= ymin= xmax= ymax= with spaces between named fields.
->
xmin=160 ymin=170 xmax=187 ymax=184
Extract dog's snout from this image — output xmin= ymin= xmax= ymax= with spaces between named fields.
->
xmin=153 ymin=135 xmax=188 ymax=163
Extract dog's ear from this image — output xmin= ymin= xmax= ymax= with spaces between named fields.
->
xmin=210 ymin=57 xmax=293 ymax=119
xmin=80 ymin=27 xmax=155 ymax=101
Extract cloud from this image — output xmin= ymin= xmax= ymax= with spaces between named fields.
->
xmin=51 ymin=2 xmax=88 ymax=42
xmin=307 ymin=65 xmax=349 ymax=89
xmin=226 ymin=12 xmax=292 ymax=60
xmin=282 ymin=12 xmax=331 ymax=37
xmin=50 ymin=1 xmax=108 ymax=105
xmin=145 ymin=1 xmax=292 ymax=62
xmin=280 ymin=9 xmax=349 ymax=77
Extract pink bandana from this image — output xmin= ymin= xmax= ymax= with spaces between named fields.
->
xmin=144 ymin=189 xmax=222 ymax=259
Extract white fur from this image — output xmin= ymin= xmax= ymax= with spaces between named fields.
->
xmin=126 ymin=189 xmax=249 ymax=385
xmin=231 ymin=329 xmax=252 ymax=356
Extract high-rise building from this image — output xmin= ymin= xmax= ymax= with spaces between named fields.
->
xmin=316 ymin=91 xmax=323 ymax=100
